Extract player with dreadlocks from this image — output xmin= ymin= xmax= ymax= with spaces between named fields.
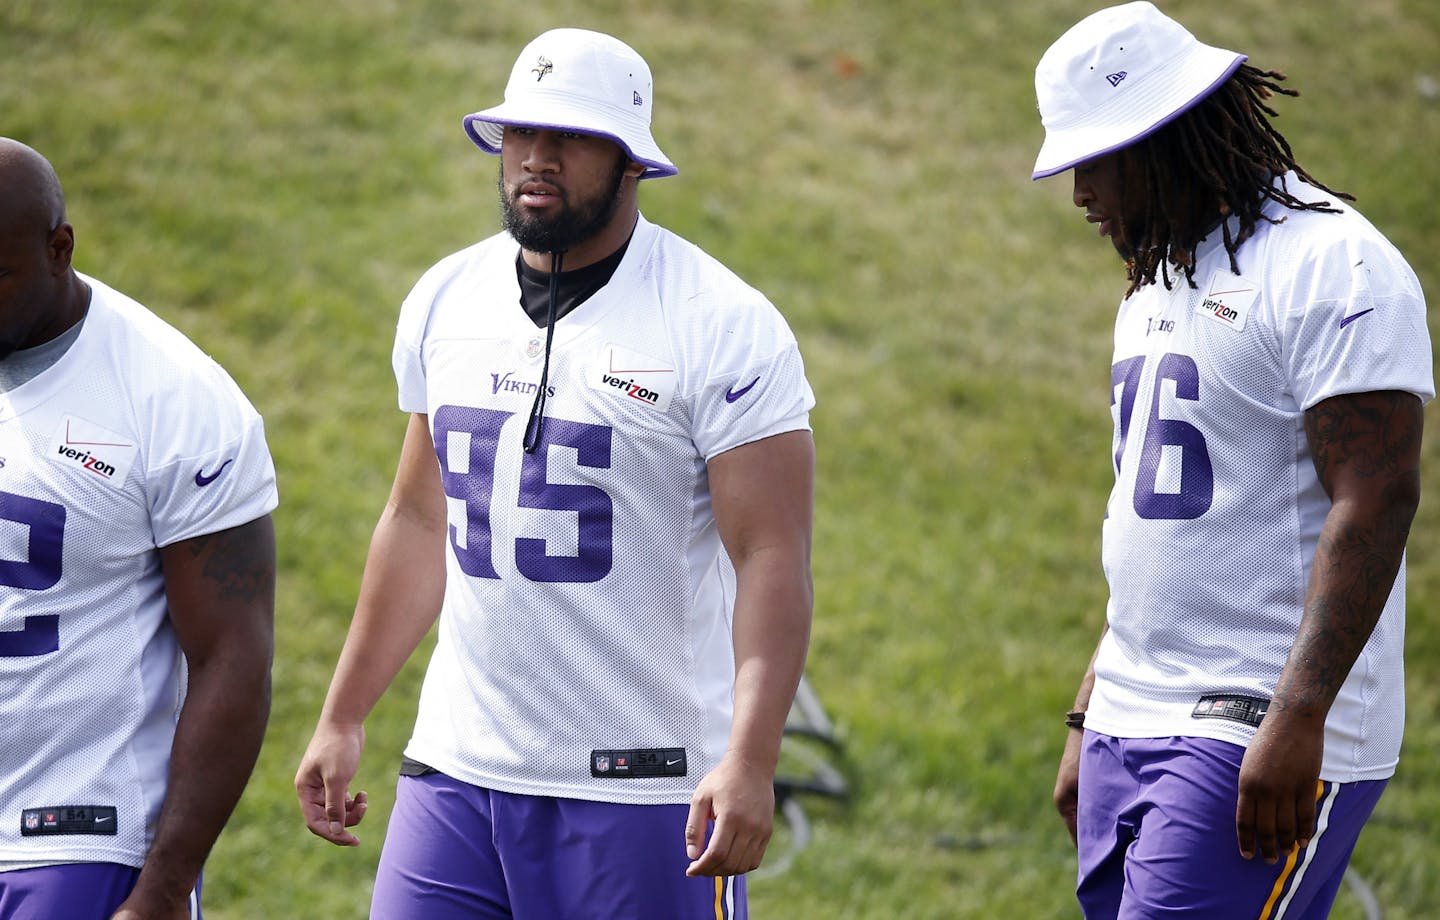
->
xmin=1114 ymin=61 xmax=1355 ymax=296
xmin=1033 ymin=4 xmax=1431 ymax=918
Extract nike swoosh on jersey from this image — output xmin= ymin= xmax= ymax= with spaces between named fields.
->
xmin=724 ymin=377 xmax=761 ymax=403
xmin=1339 ymin=308 xmax=1375 ymax=328
xmin=194 ymin=458 xmax=235 ymax=487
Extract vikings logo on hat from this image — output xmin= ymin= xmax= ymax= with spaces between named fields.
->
xmin=462 ymin=29 xmax=679 ymax=179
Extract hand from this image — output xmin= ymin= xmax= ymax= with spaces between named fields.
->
xmin=684 ymin=753 xmax=775 ymax=877
xmin=1235 ymin=710 xmax=1325 ymax=863
xmin=294 ymin=720 xmax=370 ymax=846
xmin=1054 ymin=729 xmax=1084 ymax=846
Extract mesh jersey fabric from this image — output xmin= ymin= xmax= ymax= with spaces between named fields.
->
xmin=392 ymin=214 xmax=815 ymax=804
xmin=0 ymin=275 xmax=278 ymax=869
xmin=1089 ymin=173 xmax=1433 ymax=782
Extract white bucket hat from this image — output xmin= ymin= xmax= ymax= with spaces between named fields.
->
xmin=463 ymin=28 xmax=677 ymax=180
xmin=1032 ymin=1 xmax=1246 ymax=179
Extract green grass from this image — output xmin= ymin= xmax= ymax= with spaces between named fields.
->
xmin=4 ymin=0 xmax=1439 ymax=916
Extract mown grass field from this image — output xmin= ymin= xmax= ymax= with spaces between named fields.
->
xmin=3 ymin=0 xmax=1437 ymax=916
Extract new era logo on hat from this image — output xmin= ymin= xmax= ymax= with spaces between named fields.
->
xmin=1031 ymin=1 xmax=1247 ymax=179
xmin=463 ymin=29 xmax=677 ymax=180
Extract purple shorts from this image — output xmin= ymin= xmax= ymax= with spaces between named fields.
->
xmin=1076 ymin=732 xmax=1385 ymax=919
xmin=372 ymin=770 xmax=745 ymax=920
xmin=0 ymin=863 xmax=201 ymax=920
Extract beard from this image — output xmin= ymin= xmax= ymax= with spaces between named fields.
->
xmin=498 ymin=153 xmax=629 ymax=254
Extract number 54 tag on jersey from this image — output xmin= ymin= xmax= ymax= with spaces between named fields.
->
xmin=47 ymin=415 xmax=137 ymax=490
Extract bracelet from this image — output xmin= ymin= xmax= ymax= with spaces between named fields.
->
xmin=1064 ymin=710 xmax=1086 ymax=730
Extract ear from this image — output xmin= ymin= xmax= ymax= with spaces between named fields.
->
xmin=624 ymin=159 xmax=646 ymax=179
xmin=46 ymin=223 xmax=75 ymax=275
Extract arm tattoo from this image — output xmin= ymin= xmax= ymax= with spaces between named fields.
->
xmin=1279 ymin=391 xmax=1422 ymax=713
xmin=1305 ymin=390 xmax=1421 ymax=487
xmin=180 ymin=520 xmax=276 ymax=604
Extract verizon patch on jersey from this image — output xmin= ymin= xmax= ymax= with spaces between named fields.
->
xmin=21 ymin=805 xmax=118 ymax=836
xmin=47 ymin=415 xmax=137 ymax=490
xmin=591 ymin=748 xmax=687 ymax=778
xmin=589 ymin=344 xmax=676 ymax=413
xmin=1194 ymin=269 xmax=1259 ymax=332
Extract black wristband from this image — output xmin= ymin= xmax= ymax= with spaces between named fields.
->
xmin=1065 ymin=710 xmax=1086 ymax=730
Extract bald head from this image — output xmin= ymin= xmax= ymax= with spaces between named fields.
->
xmin=0 ymin=138 xmax=87 ymax=360
xmin=0 ymin=138 xmax=67 ymax=239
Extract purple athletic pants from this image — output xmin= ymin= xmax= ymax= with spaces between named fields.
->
xmin=1076 ymin=732 xmax=1385 ymax=919
xmin=372 ymin=771 xmax=745 ymax=919
xmin=0 ymin=863 xmax=201 ymax=920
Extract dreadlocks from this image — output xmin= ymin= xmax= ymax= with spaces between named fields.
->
xmin=1119 ymin=64 xmax=1352 ymax=297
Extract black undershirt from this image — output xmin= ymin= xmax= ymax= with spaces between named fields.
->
xmin=515 ymin=237 xmax=630 ymax=327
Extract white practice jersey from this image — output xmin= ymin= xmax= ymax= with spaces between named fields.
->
xmin=1089 ymin=174 xmax=1433 ymax=781
xmin=393 ymin=215 xmax=814 ymax=804
xmin=0 ymin=275 xmax=278 ymax=869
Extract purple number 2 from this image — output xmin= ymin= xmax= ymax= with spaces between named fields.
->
xmin=0 ymin=491 xmax=66 ymax=656
xmin=1111 ymin=352 xmax=1214 ymax=520
xmin=433 ymin=406 xmax=614 ymax=583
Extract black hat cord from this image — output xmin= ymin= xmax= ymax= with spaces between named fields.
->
xmin=522 ymin=249 xmax=564 ymax=453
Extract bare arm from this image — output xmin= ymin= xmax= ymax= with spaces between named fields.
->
xmin=1237 ymin=390 xmax=1423 ymax=862
xmin=111 ymin=514 xmax=276 ymax=920
xmin=1054 ymin=630 xmax=1105 ymax=846
xmin=685 ymin=429 xmax=814 ymax=877
xmin=294 ymin=413 xmax=448 ymax=846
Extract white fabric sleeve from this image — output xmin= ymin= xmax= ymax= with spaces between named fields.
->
xmin=393 ymin=287 xmax=432 ymax=414
xmin=1283 ymin=233 xmax=1433 ymax=409
xmin=394 ymin=249 xmax=478 ymax=414
xmin=690 ymin=309 xmax=815 ymax=461
xmin=150 ymin=383 xmax=278 ymax=548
